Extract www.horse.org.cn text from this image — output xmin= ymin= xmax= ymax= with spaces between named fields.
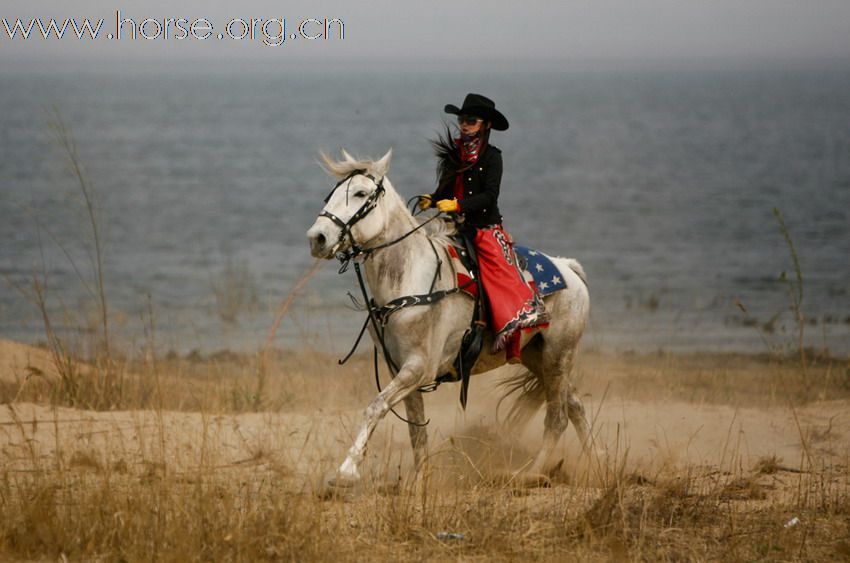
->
xmin=1 ymin=11 xmax=345 ymax=47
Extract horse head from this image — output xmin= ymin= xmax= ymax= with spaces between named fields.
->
xmin=307 ymin=148 xmax=398 ymax=259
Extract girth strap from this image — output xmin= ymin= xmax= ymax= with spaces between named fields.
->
xmin=373 ymin=280 xmax=474 ymax=326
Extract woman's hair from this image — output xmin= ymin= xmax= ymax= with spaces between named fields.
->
xmin=430 ymin=122 xmax=491 ymax=188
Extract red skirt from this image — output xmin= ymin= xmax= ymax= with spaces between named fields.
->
xmin=474 ymin=225 xmax=549 ymax=351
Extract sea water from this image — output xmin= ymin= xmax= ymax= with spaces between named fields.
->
xmin=1 ymin=61 xmax=848 ymax=356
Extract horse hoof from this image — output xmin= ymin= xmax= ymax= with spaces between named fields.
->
xmin=376 ymin=481 xmax=400 ymax=496
xmin=512 ymin=472 xmax=551 ymax=489
xmin=482 ymin=471 xmax=552 ymax=489
xmin=327 ymin=474 xmax=359 ymax=489
xmin=317 ymin=473 xmax=360 ymax=500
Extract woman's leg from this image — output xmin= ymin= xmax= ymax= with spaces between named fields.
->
xmin=474 ymin=225 xmax=548 ymax=355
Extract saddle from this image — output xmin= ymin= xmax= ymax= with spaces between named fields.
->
xmin=435 ymin=233 xmax=571 ymax=407
xmin=432 ymin=232 xmax=485 ymax=408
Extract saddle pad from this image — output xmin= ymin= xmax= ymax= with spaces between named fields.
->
xmin=447 ymin=245 xmax=478 ymax=298
xmin=448 ymin=243 xmax=568 ymax=298
xmin=514 ymin=245 xmax=568 ymax=296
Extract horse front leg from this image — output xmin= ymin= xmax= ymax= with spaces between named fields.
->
xmin=403 ymin=391 xmax=427 ymax=470
xmin=333 ymin=361 xmax=424 ymax=486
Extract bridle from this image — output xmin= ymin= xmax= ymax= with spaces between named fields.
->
xmin=319 ymin=169 xmax=441 ymax=271
xmin=315 ymin=169 xmax=462 ymax=426
xmin=319 ymin=169 xmax=387 ymax=261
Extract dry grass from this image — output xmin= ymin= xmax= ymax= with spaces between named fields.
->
xmin=1 ymin=341 xmax=849 ymax=561
xmin=9 ymin=114 xmax=846 ymax=560
xmin=578 ymin=350 xmax=850 ymax=406
xmin=0 ymin=345 xmax=377 ymax=414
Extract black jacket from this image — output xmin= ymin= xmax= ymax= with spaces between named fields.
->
xmin=432 ymin=144 xmax=503 ymax=228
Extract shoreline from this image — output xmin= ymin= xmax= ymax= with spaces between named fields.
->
xmin=4 ymin=335 xmax=849 ymax=371
xmin=3 ymin=337 xmax=848 ymax=413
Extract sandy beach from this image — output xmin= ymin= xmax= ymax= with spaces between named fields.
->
xmin=1 ymin=338 xmax=848 ymax=560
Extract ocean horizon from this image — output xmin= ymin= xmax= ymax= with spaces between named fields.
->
xmin=2 ymin=63 xmax=848 ymax=356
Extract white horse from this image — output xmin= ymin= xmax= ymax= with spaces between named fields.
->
xmin=307 ymin=149 xmax=593 ymax=486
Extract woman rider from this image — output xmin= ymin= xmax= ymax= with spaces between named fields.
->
xmin=419 ymin=93 xmax=548 ymax=363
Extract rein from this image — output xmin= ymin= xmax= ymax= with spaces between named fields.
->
xmin=319 ymin=169 xmax=385 ymax=262
xmin=320 ymin=168 xmax=443 ymax=272
xmin=321 ymin=171 xmax=459 ymax=427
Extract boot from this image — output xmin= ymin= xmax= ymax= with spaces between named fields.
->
xmin=506 ymin=331 xmax=522 ymax=364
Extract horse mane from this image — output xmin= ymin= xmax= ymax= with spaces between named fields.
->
xmin=320 ymin=149 xmax=460 ymax=247
xmin=319 ymin=150 xmax=381 ymax=179
xmin=422 ymin=215 xmax=458 ymax=247
xmin=320 ymin=149 xmax=425 ymax=234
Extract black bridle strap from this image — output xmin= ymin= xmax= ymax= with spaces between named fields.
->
xmin=357 ymin=214 xmax=440 ymax=259
xmin=337 ymin=314 xmax=371 ymax=366
xmin=319 ymin=170 xmax=386 ymax=255
xmin=373 ymin=347 xmax=430 ymax=427
xmin=319 ymin=171 xmax=459 ymax=427
xmin=348 ymin=237 xmax=472 ymax=426
xmin=318 ymin=170 xmax=446 ymax=270
xmin=354 ymin=260 xmax=428 ymax=427
xmin=336 ymin=222 xmax=450 ymax=374
xmin=323 ymin=169 xmax=366 ymax=203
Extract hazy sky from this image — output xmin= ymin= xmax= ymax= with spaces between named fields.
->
xmin=2 ymin=0 xmax=850 ymax=64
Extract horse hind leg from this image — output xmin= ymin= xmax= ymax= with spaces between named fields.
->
xmin=521 ymin=345 xmax=595 ymax=482
xmin=564 ymin=384 xmax=595 ymax=453
xmin=523 ymin=379 xmax=570 ymax=480
xmin=517 ymin=346 xmax=571 ymax=481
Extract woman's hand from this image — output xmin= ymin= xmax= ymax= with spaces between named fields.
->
xmin=417 ymin=194 xmax=433 ymax=210
xmin=436 ymin=198 xmax=459 ymax=213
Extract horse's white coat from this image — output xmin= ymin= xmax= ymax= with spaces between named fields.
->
xmin=307 ymin=149 xmax=594 ymax=484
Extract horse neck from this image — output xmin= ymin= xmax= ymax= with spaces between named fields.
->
xmin=363 ymin=192 xmax=443 ymax=305
xmin=377 ymin=183 xmax=417 ymax=240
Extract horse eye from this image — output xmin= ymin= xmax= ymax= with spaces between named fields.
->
xmin=354 ymin=191 xmax=367 ymax=198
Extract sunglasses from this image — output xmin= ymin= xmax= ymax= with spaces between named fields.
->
xmin=457 ymin=115 xmax=483 ymax=126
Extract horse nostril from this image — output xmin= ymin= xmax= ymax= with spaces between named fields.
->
xmin=316 ymin=233 xmax=326 ymax=248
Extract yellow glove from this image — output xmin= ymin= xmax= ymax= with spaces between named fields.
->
xmin=417 ymin=194 xmax=433 ymax=210
xmin=436 ymin=198 xmax=459 ymax=213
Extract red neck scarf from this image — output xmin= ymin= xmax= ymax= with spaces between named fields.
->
xmin=457 ymin=133 xmax=482 ymax=164
xmin=453 ymin=134 xmax=483 ymax=202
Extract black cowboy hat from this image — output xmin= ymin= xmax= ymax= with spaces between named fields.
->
xmin=444 ymin=93 xmax=509 ymax=131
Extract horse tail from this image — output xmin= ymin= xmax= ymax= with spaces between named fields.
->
xmin=496 ymin=368 xmax=546 ymax=430
xmin=565 ymin=258 xmax=588 ymax=288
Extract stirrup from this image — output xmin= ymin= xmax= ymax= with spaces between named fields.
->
xmin=418 ymin=381 xmax=440 ymax=393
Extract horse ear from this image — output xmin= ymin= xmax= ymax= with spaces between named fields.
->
xmin=373 ymin=148 xmax=393 ymax=177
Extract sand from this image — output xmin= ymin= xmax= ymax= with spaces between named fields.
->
xmin=1 ymin=338 xmax=848 ymax=560
xmin=2 ymin=338 xmax=846 ymax=482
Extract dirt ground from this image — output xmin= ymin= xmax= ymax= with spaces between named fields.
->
xmin=1 ymin=338 xmax=849 ymax=561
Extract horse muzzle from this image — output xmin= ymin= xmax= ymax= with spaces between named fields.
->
xmin=307 ymin=222 xmax=341 ymax=259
